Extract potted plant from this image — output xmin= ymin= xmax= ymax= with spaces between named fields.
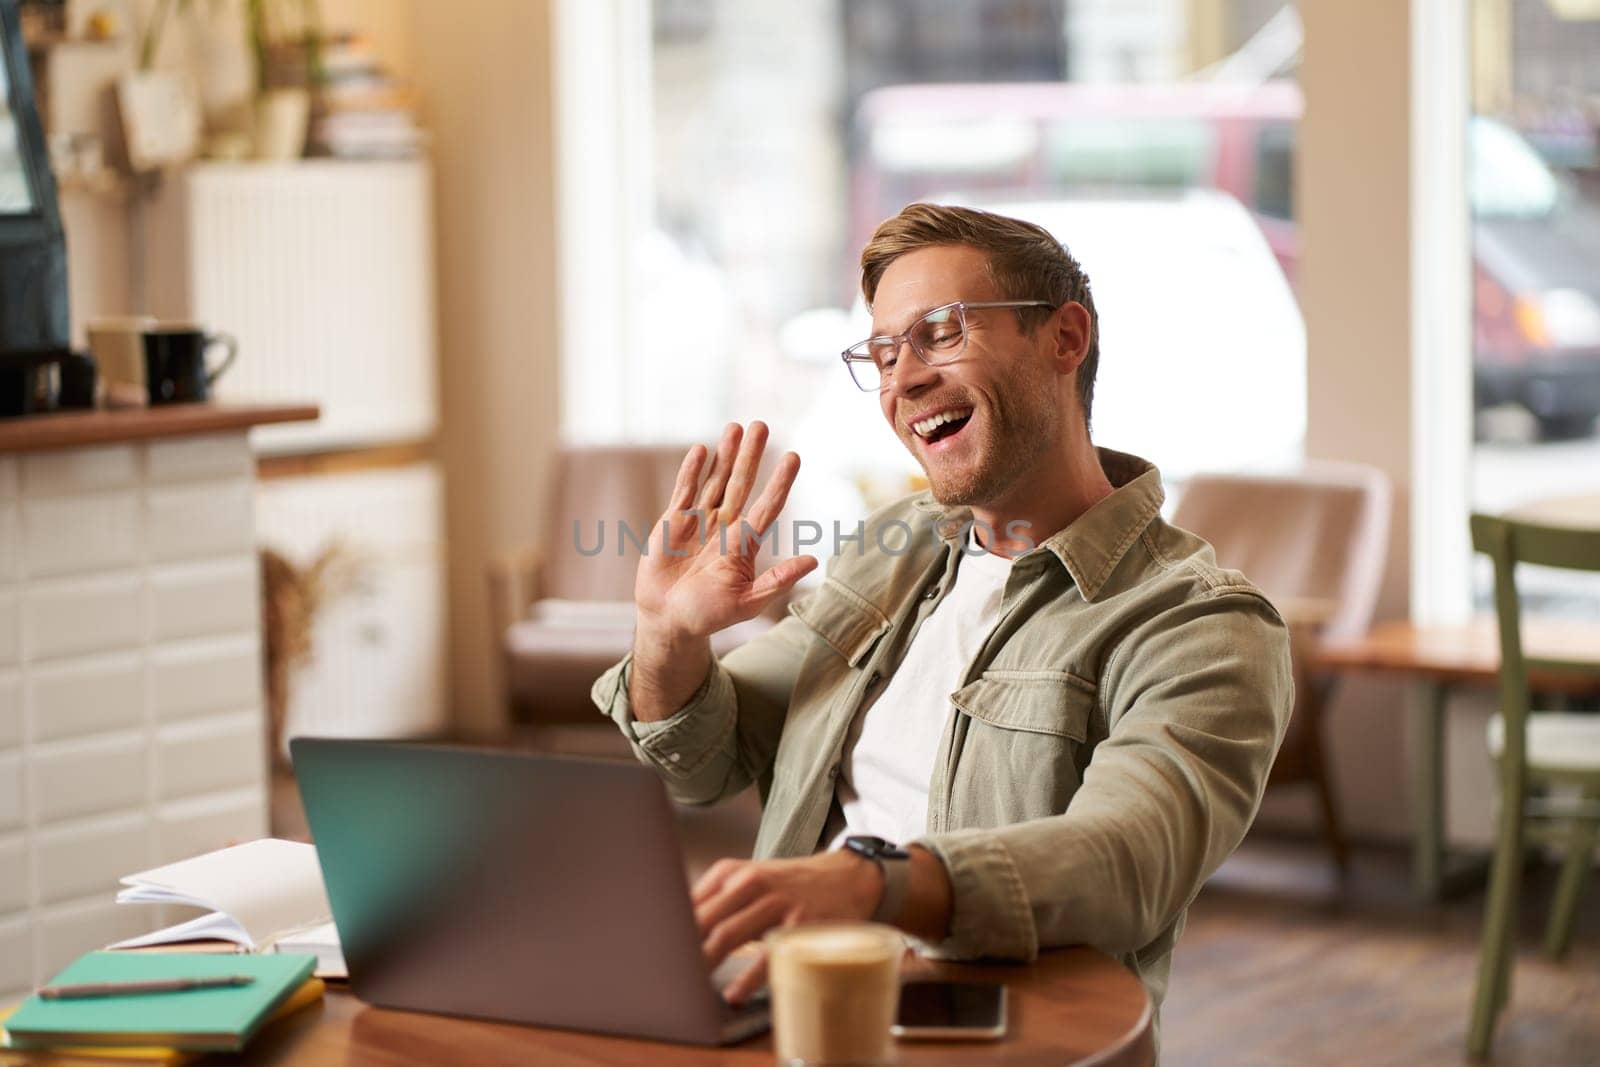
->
xmin=125 ymin=0 xmax=322 ymax=164
xmin=244 ymin=0 xmax=321 ymax=160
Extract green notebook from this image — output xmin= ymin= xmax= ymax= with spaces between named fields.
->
xmin=3 ymin=952 xmax=316 ymax=1053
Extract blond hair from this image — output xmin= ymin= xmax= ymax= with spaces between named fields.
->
xmin=860 ymin=202 xmax=1099 ymax=426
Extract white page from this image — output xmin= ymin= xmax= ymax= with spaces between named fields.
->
xmin=115 ymin=839 xmax=331 ymax=949
xmin=110 ymin=911 xmax=251 ymax=950
xmin=274 ymin=921 xmax=346 ymax=979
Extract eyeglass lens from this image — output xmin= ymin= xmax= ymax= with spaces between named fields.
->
xmin=850 ymin=304 xmax=967 ymax=390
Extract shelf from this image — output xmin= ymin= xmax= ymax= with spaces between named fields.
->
xmin=56 ymin=172 xmax=137 ymax=200
xmin=0 ymin=401 xmax=319 ymax=454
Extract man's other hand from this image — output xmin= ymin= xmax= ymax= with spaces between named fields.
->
xmin=692 ymin=850 xmax=883 ymax=1003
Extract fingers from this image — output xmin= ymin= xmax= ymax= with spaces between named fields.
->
xmin=703 ymin=895 xmax=789 ymax=972
xmin=661 ymin=444 xmax=709 ymax=547
xmin=691 ymin=858 xmax=742 ymax=907
xmin=661 ymin=426 xmax=799 ymax=563
xmin=694 ymin=424 xmax=743 ymax=514
xmin=668 ymin=444 xmax=708 ymax=514
xmin=744 ymin=451 xmax=802 ymax=536
xmin=695 ymin=864 xmax=768 ymax=937
xmin=720 ymin=421 xmax=768 ymax=520
xmin=741 ymin=555 xmax=819 ymax=613
xmin=722 ymin=950 xmax=769 ymax=1006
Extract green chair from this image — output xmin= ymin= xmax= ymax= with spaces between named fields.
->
xmin=1467 ymin=513 xmax=1600 ymax=1059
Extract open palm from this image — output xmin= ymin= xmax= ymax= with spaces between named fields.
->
xmin=636 ymin=422 xmax=818 ymax=638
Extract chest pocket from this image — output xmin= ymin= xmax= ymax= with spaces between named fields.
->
xmin=790 ymin=578 xmax=891 ymax=668
xmin=946 ymin=670 xmax=1098 ymax=826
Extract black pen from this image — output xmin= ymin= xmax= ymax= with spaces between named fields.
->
xmin=39 ymin=976 xmax=256 ymax=1000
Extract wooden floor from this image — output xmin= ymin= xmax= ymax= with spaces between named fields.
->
xmin=272 ymin=758 xmax=1599 ymax=1065
xmin=1164 ymin=838 xmax=1600 ymax=1066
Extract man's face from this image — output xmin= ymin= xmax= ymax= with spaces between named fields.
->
xmin=871 ymin=245 xmax=1065 ymax=507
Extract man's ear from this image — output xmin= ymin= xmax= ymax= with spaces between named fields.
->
xmin=1051 ymin=302 xmax=1093 ymax=375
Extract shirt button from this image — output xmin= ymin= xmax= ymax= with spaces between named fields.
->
xmin=923 ymin=586 xmax=939 ymax=600
xmin=668 ymin=753 xmax=681 ymax=764
xmin=827 ymin=764 xmax=841 ymax=780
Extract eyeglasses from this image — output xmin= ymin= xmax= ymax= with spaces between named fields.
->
xmin=840 ymin=300 xmax=1055 ymax=392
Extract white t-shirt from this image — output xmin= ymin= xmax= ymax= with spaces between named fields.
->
xmin=828 ymin=538 xmax=1013 ymax=848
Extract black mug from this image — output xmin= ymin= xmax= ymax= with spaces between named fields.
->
xmin=142 ymin=326 xmax=238 ymax=404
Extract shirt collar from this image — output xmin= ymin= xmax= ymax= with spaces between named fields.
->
xmin=909 ymin=447 xmax=1166 ymax=601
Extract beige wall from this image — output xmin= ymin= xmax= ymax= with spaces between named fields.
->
xmin=320 ymin=0 xmax=415 ymax=79
xmin=1254 ymin=0 xmax=1418 ymax=841
xmin=1258 ymin=0 xmax=1494 ymax=848
xmin=297 ymin=0 xmax=563 ymax=736
xmin=403 ymin=0 xmax=561 ymax=736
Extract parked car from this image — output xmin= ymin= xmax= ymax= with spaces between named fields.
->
xmin=1469 ymin=116 xmax=1600 ymax=438
xmin=852 ymin=81 xmax=1600 ymax=437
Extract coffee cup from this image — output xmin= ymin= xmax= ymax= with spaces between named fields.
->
xmin=142 ymin=323 xmax=238 ymax=405
xmin=765 ymin=923 xmax=904 ymax=1066
xmin=87 ymin=315 xmax=157 ymax=408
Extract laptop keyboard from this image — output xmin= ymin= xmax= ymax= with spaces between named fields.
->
xmin=719 ymin=992 xmax=770 ymax=1023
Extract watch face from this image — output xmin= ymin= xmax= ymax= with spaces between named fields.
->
xmin=847 ymin=835 xmax=908 ymax=859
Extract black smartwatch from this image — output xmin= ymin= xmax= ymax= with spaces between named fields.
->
xmin=844 ymin=835 xmax=911 ymax=925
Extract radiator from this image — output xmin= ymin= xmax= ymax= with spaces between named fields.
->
xmin=143 ymin=160 xmax=439 ymax=455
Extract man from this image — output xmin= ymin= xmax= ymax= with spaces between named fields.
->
xmin=592 ymin=203 xmax=1293 ymax=1023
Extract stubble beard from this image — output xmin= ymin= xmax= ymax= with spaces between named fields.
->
xmin=924 ymin=367 xmax=1059 ymax=508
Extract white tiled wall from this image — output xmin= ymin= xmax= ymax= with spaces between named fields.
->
xmin=0 ymin=916 xmax=31 ymax=998
xmin=0 ymin=436 xmax=269 ymax=999
xmin=0 ymin=837 xmax=26 ymax=913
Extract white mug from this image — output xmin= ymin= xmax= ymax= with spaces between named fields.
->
xmin=87 ymin=315 xmax=157 ymax=408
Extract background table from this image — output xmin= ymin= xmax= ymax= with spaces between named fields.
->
xmin=234 ymin=948 xmax=1154 ymax=1066
xmin=1316 ymin=618 xmax=1600 ymax=899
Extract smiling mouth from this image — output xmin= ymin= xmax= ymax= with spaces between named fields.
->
xmin=911 ymin=406 xmax=974 ymax=444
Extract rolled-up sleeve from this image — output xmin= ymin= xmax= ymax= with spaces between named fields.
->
xmin=913 ymin=831 xmax=1037 ymax=961
xmin=593 ymin=654 xmax=738 ymax=803
xmin=591 ymin=613 xmax=817 ymax=806
xmin=912 ymin=590 xmax=1292 ymax=962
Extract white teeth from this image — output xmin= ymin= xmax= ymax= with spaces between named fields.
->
xmin=912 ymin=408 xmax=973 ymax=438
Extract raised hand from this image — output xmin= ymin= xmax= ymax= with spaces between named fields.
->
xmin=629 ymin=422 xmax=818 ymax=721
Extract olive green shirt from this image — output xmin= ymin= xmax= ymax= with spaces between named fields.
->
xmin=592 ymin=448 xmax=1292 ymax=1015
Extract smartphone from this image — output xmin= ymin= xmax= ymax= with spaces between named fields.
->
xmin=892 ymin=980 xmax=1008 ymax=1040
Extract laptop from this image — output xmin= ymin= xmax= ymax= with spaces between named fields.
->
xmin=289 ymin=738 xmax=771 ymax=1045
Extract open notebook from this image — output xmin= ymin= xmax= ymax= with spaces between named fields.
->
xmin=109 ymin=840 xmax=346 ymax=978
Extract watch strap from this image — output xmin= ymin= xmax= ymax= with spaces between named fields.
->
xmin=870 ymin=851 xmax=911 ymax=924
xmin=843 ymin=836 xmax=913 ymax=925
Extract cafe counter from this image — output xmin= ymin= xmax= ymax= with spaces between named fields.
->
xmin=0 ymin=402 xmax=316 ymax=1003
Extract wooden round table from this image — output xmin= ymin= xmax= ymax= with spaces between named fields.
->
xmin=235 ymin=947 xmax=1154 ymax=1066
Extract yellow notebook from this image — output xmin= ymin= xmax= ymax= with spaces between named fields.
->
xmin=0 ymin=977 xmax=324 ymax=1065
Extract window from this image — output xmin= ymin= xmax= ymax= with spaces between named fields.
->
xmin=0 ymin=41 xmax=35 ymax=213
xmin=1045 ymin=117 xmax=1215 ymax=188
xmin=1469 ymin=0 xmax=1600 ymax=615
xmin=564 ymin=2 xmax=1307 ymax=526
xmin=1253 ymin=122 xmax=1294 ymax=221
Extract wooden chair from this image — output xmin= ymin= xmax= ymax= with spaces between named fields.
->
xmin=1467 ymin=513 xmax=1600 ymax=1059
xmin=1171 ymin=463 xmax=1392 ymax=872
